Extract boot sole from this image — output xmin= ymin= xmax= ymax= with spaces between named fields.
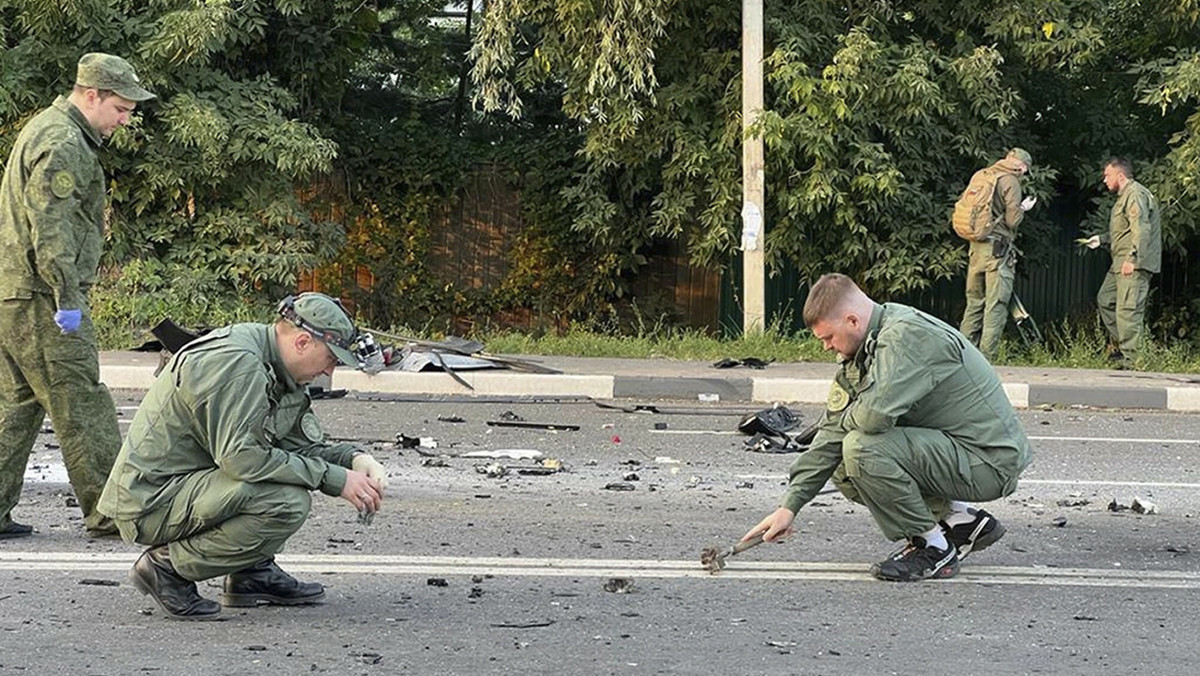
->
xmin=219 ymin=590 xmax=326 ymax=608
xmin=129 ymin=568 xmax=222 ymax=621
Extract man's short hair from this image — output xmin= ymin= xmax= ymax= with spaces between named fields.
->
xmin=802 ymin=273 xmax=860 ymax=328
xmin=1105 ymin=157 xmax=1134 ymax=179
xmin=71 ymin=84 xmax=115 ymax=100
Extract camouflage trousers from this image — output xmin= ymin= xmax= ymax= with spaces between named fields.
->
xmin=0 ymin=294 xmax=120 ymax=533
xmin=1096 ymin=269 xmax=1152 ymax=361
xmin=960 ymin=239 xmax=1015 ymax=360
xmin=831 ymin=427 xmax=1024 ymax=541
xmin=115 ymin=470 xmax=311 ymax=581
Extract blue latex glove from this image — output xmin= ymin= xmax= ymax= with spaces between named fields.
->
xmin=54 ymin=309 xmax=82 ymax=333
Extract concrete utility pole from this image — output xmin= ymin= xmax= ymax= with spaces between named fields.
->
xmin=741 ymin=0 xmax=765 ymax=334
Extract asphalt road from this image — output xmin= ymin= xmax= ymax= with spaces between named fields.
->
xmin=3 ymin=392 xmax=1200 ymax=675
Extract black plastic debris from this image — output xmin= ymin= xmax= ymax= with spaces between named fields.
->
xmin=309 ymin=387 xmax=348 ymax=400
xmin=498 ymin=410 xmax=525 ymax=422
xmin=427 ymin=578 xmax=449 ymax=587
xmin=78 ymin=578 xmax=119 ymax=586
xmin=713 ymin=357 xmax=775 ymax=369
xmin=490 ymin=620 xmax=556 ymax=628
xmin=738 ymin=405 xmax=800 ymax=436
xmin=486 ymin=420 xmax=580 ymax=431
xmin=604 ymin=482 xmax=636 ymax=491
xmin=438 ymin=415 xmax=466 ymax=423
xmin=738 ymin=405 xmax=816 ymax=454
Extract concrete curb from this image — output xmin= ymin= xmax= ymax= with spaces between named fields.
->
xmin=96 ymin=363 xmax=1200 ymax=412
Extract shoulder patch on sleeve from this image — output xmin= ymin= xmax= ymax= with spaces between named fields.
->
xmin=50 ymin=170 xmax=76 ymax=199
xmin=300 ymin=412 xmax=325 ymax=443
xmin=827 ymin=381 xmax=851 ymax=412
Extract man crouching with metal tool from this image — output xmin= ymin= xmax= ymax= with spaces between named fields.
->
xmin=742 ymin=274 xmax=1032 ymax=581
xmin=98 ymin=292 xmax=388 ymax=620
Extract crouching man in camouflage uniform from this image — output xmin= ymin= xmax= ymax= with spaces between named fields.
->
xmin=743 ymin=274 xmax=1032 ymax=581
xmin=98 ymin=293 xmax=389 ymax=620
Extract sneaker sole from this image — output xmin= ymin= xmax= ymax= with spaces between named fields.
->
xmin=219 ymin=590 xmax=326 ymax=608
xmin=129 ymin=568 xmax=222 ymax=621
xmin=872 ymin=550 xmax=961 ymax=582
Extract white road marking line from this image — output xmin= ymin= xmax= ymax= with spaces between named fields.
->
xmin=1 ymin=552 xmax=1196 ymax=589
xmin=733 ymin=473 xmax=1200 ymax=489
xmin=650 ymin=430 xmax=741 ymax=435
xmin=1028 ymin=435 xmax=1200 ymax=445
xmin=653 ymin=430 xmax=1200 ymax=445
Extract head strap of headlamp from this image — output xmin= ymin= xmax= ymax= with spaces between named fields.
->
xmin=277 ymin=295 xmax=355 ymax=350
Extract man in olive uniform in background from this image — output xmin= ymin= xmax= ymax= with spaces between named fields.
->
xmin=99 ymin=292 xmax=390 ymax=620
xmin=1083 ymin=158 xmax=1162 ymax=367
xmin=744 ymin=274 xmax=1032 ymax=581
xmin=0 ymin=53 xmax=154 ymax=539
xmin=959 ymin=148 xmax=1037 ymax=360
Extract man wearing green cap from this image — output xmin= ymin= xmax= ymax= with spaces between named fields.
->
xmin=99 ymin=292 xmax=389 ymax=620
xmin=1082 ymin=157 xmax=1162 ymax=367
xmin=0 ymin=53 xmax=155 ymax=539
xmin=958 ymin=148 xmax=1037 ymax=360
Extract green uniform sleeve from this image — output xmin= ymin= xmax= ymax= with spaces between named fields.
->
xmin=296 ymin=441 xmax=362 ymax=467
xmin=996 ymin=173 xmax=1024 ymax=232
xmin=839 ymin=329 xmax=961 ymax=435
xmin=25 ymin=142 xmax=86 ymax=310
xmin=198 ymin=368 xmax=348 ymax=497
xmin=780 ymin=428 xmax=845 ymax=514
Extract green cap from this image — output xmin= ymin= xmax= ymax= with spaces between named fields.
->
xmin=1007 ymin=147 xmax=1033 ymax=167
xmin=75 ymin=53 xmax=155 ymax=102
xmin=290 ymin=293 xmax=358 ymax=366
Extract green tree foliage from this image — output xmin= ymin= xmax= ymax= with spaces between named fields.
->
xmin=0 ymin=0 xmax=355 ymax=343
xmin=471 ymin=0 xmax=1199 ymax=302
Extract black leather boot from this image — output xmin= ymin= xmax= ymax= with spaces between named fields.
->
xmin=0 ymin=519 xmax=33 ymax=539
xmin=129 ymin=545 xmax=221 ymax=621
xmin=221 ymin=557 xmax=325 ymax=607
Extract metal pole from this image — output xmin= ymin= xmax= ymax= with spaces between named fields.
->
xmin=741 ymin=0 xmax=765 ymax=334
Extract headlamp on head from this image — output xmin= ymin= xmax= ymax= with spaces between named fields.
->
xmin=277 ymin=294 xmax=384 ymax=374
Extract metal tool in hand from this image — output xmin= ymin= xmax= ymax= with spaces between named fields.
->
xmin=700 ymin=532 xmax=765 ymax=574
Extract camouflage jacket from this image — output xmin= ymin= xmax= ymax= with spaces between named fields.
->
xmin=99 ymin=324 xmax=360 ymax=521
xmin=781 ymin=303 xmax=1033 ymax=514
xmin=0 ymin=96 xmax=106 ymax=309
xmin=1109 ymin=180 xmax=1162 ymax=274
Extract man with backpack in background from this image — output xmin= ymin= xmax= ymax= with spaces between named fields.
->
xmin=955 ymin=148 xmax=1037 ymax=360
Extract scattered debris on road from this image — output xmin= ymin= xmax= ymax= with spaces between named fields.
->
xmin=490 ymin=620 xmax=556 ymax=628
xmin=487 ymin=420 xmax=581 ymax=431
xmin=475 ymin=463 xmax=508 ymax=478
xmin=78 ymin=578 xmax=119 ymax=587
xmin=603 ymin=578 xmax=636 ymax=593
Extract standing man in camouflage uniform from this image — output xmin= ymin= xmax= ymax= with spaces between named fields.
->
xmin=0 ymin=54 xmax=154 ymax=539
xmin=1084 ymin=158 xmax=1162 ymax=367
xmin=959 ymin=148 xmax=1037 ymax=360
xmin=99 ymin=292 xmax=389 ymax=620
xmin=743 ymin=274 xmax=1032 ymax=581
